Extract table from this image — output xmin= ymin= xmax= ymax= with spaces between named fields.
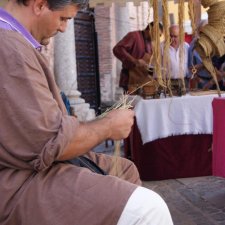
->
xmin=125 ymin=94 xmax=223 ymax=181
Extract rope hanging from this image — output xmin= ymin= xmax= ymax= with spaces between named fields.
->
xmin=188 ymin=0 xmax=196 ymax=37
xmin=178 ymin=0 xmax=186 ymax=93
xmin=152 ymin=0 xmax=164 ymax=88
xmin=162 ymin=0 xmax=172 ymax=95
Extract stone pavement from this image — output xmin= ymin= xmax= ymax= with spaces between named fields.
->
xmin=143 ymin=176 xmax=225 ymax=225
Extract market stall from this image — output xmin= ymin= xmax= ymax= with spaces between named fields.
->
xmin=125 ymin=93 xmax=225 ymax=180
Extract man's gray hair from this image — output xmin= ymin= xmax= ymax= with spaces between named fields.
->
xmin=16 ymin=0 xmax=88 ymax=10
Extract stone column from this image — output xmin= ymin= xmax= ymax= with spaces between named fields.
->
xmin=112 ymin=3 xmax=132 ymax=100
xmin=54 ymin=19 xmax=95 ymax=121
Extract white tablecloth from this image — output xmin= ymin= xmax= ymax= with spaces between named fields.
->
xmin=134 ymin=94 xmax=223 ymax=144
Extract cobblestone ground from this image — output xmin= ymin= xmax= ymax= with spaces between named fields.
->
xmin=143 ymin=176 xmax=225 ymax=225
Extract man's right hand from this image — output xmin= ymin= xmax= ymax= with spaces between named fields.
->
xmin=104 ymin=109 xmax=135 ymax=140
xmin=135 ymin=59 xmax=149 ymax=73
xmin=58 ymin=108 xmax=135 ymax=161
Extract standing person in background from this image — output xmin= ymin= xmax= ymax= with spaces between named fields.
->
xmin=113 ymin=22 xmax=163 ymax=93
xmin=162 ymin=24 xmax=189 ymax=93
xmin=0 ymin=1 xmax=173 ymax=225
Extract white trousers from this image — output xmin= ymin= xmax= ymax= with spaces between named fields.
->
xmin=117 ymin=186 xmax=174 ymax=225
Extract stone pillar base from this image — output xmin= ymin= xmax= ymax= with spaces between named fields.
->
xmin=68 ymin=91 xmax=96 ymax=121
xmin=71 ymin=102 xmax=96 ymax=121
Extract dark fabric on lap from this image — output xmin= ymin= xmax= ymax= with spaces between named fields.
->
xmin=67 ymin=156 xmax=107 ymax=175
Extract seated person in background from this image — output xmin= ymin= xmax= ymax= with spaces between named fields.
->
xmin=188 ymin=19 xmax=212 ymax=89
xmin=113 ymin=22 xmax=163 ymax=93
xmin=0 ymin=1 xmax=173 ymax=225
xmin=203 ymin=54 xmax=225 ymax=90
xmin=188 ymin=20 xmax=225 ymax=90
xmin=161 ymin=25 xmax=189 ymax=92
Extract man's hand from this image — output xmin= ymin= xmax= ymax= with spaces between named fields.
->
xmin=104 ymin=109 xmax=134 ymax=140
xmin=58 ymin=109 xmax=134 ymax=160
xmin=135 ymin=59 xmax=149 ymax=73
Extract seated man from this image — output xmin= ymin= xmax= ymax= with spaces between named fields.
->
xmin=189 ymin=20 xmax=225 ymax=90
xmin=203 ymin=54 xmax=225 ymax=90
xmin=0 ymin=1 xmax=173 ymax=225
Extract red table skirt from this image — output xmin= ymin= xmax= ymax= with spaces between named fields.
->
xmin=212 ymin=98 xmax=225 ymax=178
xmin=125 ymin=121 xmax=212 ymax=181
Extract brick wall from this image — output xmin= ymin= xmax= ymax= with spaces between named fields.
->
xmin=95 ymin=5 xmax=114 ymax=103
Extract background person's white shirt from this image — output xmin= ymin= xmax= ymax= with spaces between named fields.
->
xmin=161 ymin=42 xmax=189 ymax=79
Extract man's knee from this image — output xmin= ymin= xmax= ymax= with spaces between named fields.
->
xmin=115 ymin=157 xmax=142 ymax=185
xmin=117 ymin=186 xmax=173 ymax=225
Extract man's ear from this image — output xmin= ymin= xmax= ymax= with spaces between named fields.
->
xmin=33 ymin=0 xmax=48 ymax=15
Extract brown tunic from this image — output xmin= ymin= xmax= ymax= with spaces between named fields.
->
xmin=0 ymin=29 xmax=139 ymax=225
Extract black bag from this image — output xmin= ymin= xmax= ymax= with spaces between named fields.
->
xmin=68 ymin=156 xmax=107 ymax=175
